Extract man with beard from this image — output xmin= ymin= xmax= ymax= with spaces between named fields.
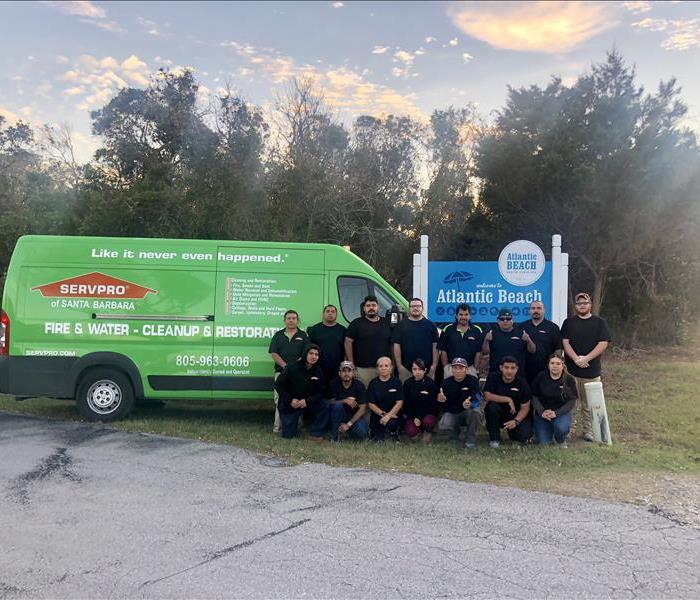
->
xmin=328 ymin=361 xmax=369 ymax=442
xmin=561 ymin=292 xmax=612 ymax=442
xmin=307 ymin=304 xmax=347 ymax=383
xmin=345 ymin=295 xmax=393 ymax=387
xmin=520 ymin=301 xmax=562 ymax=384
xmin=392 ymin=297 xmax=439 ymax=382
xmin=438 ymin=303 xmax=484 ymax=377
xmin=481 ymin=308 xmax=536 ymax=375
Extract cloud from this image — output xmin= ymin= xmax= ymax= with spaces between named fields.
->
xmin=0 ymin=106 xmax=21 ymax=122
xmin=393 ymin=50 xmax=414 ymax=64
xmin=221 ymin=41 xmax=424 ymax=120
xmin=462 ymin=52 xmax=474 ymax=63
xmin=449 ymin=38 xmax=458 ymax=46
xmin=633 ymin=17 xmax=700 ymax=50
xmin=331 ymin=1 xmax=344 ymax=7
xmin=425 ymin=36 xmax=436 ymax=43
xmin=449 ymin=1 xmax=617 ymax=53
xmin=414 ymin=48 xmax=426 ymax=56
xmin=622 ymin=1 xmax=652 ymax=14
xmin=372 ymin=46 xmax=389 ymax=54
xmin=42 ymin=1 xmax=106 ymax=19
xmin=57 ymin=53 xmax=151 ymax=110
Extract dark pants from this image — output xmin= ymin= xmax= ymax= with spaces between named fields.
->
xmin=484 ymin=402 xmax=533 ymax=443
xmin=329 ymin=403 xmax=369 ymax=441
xmin=533 ymin=412 xmax=572 ymax=444
xmin=281 ymin=400 xmax=330 ymax=439
xmin=370 ymin=414 xmax=401 ymax=441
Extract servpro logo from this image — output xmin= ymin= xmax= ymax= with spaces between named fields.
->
xmin=32 ymin=272 xmax=157 ymax=299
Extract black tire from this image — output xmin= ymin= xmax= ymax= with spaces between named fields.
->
xmin=76 ymin=368 xmax=135 ymax=422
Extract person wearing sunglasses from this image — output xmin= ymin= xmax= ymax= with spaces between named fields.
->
xmin=481 ymin=308 xmax=536 ymax=376
xmin=561 ymin=292 xmax=612 ymax=442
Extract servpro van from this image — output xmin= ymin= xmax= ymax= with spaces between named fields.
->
xmin=0 ymin=236 xmax=407 ymax=421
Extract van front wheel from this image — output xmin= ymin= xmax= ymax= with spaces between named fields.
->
xmin=76 ymin=369 xmax=135 ymax=422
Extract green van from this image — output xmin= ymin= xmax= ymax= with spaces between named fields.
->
xmin=0 ymin=236 xmax=407 ymax=421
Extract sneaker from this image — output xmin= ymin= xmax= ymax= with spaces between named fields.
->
xmin=489 ymin=441 xmax=500 ymax=449
xmin=308 ymin=435 xmax=325 ymax=443
xmin=422 ymin=432 xmax=433 ymax=444
xmin=464 ymin=442 xmax=475 ymax=449
xmin=583 ymin=433 xmax=595 ymax=442
xmin=557 ymin=441 xmax=568 ymax=449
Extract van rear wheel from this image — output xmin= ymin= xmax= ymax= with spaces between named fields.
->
xmin=76 ymin=369 xmax=134 ymax=422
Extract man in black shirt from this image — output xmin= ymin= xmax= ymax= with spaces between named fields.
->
xmin=437 ymin=303 xmax=484 ymax=377
xmin=328 ymin=361 xmax=369 ymax=442
xmin=268 ymin=309 xmax=310 ymax=433
xmin=392 ymin=297 xmax=439 ymax=382
xmin=482 ymin=308 xmax=535 ymax=374
xmin=521 ymin=300 xmax=562 ymax=384
xmin=561 ymin=292 xmax=612 ymax=442
xmin=345 ymin=295 xmax=393 ymax=387
xmin=307 ymin=304 xmax=347 ymax=383
xmin=274 ymin=344 xmax=330 ymax=440
xmin=437 ymin=357 xmax=482 ymax=448
xmin=483 ymin=356 xmax=533 ymax=448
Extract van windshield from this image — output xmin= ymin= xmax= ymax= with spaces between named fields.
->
xmin=337 ymin=276 xmax=397 ymax=322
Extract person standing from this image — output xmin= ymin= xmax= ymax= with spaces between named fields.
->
xmin=345 ymin=295 xmax=393 ymax=388
xmin=403 ymin=358 xmax=440 ymax=443
xmin=268 ymin=309 xmax=310 ymax=433
xmin=437 ymin=357 xmax=482 ymax=448
xmin=274 ymin=344 xmax=330 ymax=440
xmin=307 ymin=304 xmax=347 ymax=384
xmin=520 ymin=301 xmax=562 ymax=384
xmin=366 ymin=356 xmax=404 ymax=442
xmin=561 ymin=292 xmax=612 ymax=442
xmin=481 ymin=308 xmax=535 ymax=375
xmin=437 ymin=303 xmax=484 ymax=378
xmin=392 ymin=298 xmax=439 ymax=383
xmin=531 ymin=353 xmax=578 ymax=447
xmin=483 ymin=356 xmax=533 ymax=448
xmin=328 ymin=361 xmax=369 ymax=442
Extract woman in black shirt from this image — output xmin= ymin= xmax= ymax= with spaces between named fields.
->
xmin=367 ymin=356 xmax=404 ymax=442
xmin=531 ymin=353 xmax=578 ymax=446
xmin=403 ymin=359 xmax=439 ymax=443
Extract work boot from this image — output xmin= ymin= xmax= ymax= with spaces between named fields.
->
xmin=422 ymin=431 xmax=433 ymax=444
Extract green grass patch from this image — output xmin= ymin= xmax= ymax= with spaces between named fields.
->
xmin=2 ymin=352 xmax=699 ymax=498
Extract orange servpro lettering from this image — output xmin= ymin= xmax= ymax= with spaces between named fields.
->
xmin=32 ymin=272 xmax=157 ymax=299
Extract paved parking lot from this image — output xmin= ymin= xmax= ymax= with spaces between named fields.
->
xmin=1 ymin=411 xmax=698 ymax=599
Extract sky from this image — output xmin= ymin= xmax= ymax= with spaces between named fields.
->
xmin=1 ymin=0 xmax=699 ymax=162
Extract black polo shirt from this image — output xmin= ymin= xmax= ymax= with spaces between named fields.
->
xmin=488 ymin=325 xmax=527 ymax=372
xmin=440 ymin=374 xmax=481 ymax=414
xmin=484 ymin=372 xmax=531 ymax=412
xmin=437 ymin=323 xmax=484 ymax=366
xmin=561 ymin=315 xmax=612 ymax=378
xmin=268 ymin=328 xmax=310 ymax=373
xmin=366 ymin=376 xmax=404 ymax=413
xmin=403 ymin=376 xmax=439 ymax=419
xmin=329 ymin=377 xmax=366 ymax=405
xmin=520 ymin=318 xmax=562 ymax=382
xmin=346 ymin=316 xmax=392 ymax=368
xmin=391 ymin=317 xmax=439 ymax=369
xmin=274 ymin=361 xmax=325 ymax=414
xmin=307 ymin=322 xmax=347 ymax=381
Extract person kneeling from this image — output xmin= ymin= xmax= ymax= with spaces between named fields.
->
xmin=437 ymin=357 xmax=481 ymax=448
xmin=275 ymin=344 xmax=330 ymax=440
xmin=403 ymin=358 xmax=439 ymax=443
xmin=483 ymin=355 xmax=533 ymax=448
xmin=531 ymin=353 xmax=577 ymax=447
xmin=328 ymin=361 xmax=369 ymax=442
xmin=367 ymin=356 xmax=404 ymax=442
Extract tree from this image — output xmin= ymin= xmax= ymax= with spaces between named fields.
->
xmin=476 ymin=51 xmax=700 ymax=341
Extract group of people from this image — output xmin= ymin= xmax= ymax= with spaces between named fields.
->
xmin=268 ymin=293 xmax=611 ymax=448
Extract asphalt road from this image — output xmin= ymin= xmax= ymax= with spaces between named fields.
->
xmin=1 ymin=411 xmax=698 ymax=599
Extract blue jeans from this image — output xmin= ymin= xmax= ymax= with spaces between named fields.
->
xmin=329 ymin=402 xmax=369 ymax=441
xmin=280 ymin=400 xmax=330 ymax=439
xmin=533 ymin=412 xmax=572 ymax=444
